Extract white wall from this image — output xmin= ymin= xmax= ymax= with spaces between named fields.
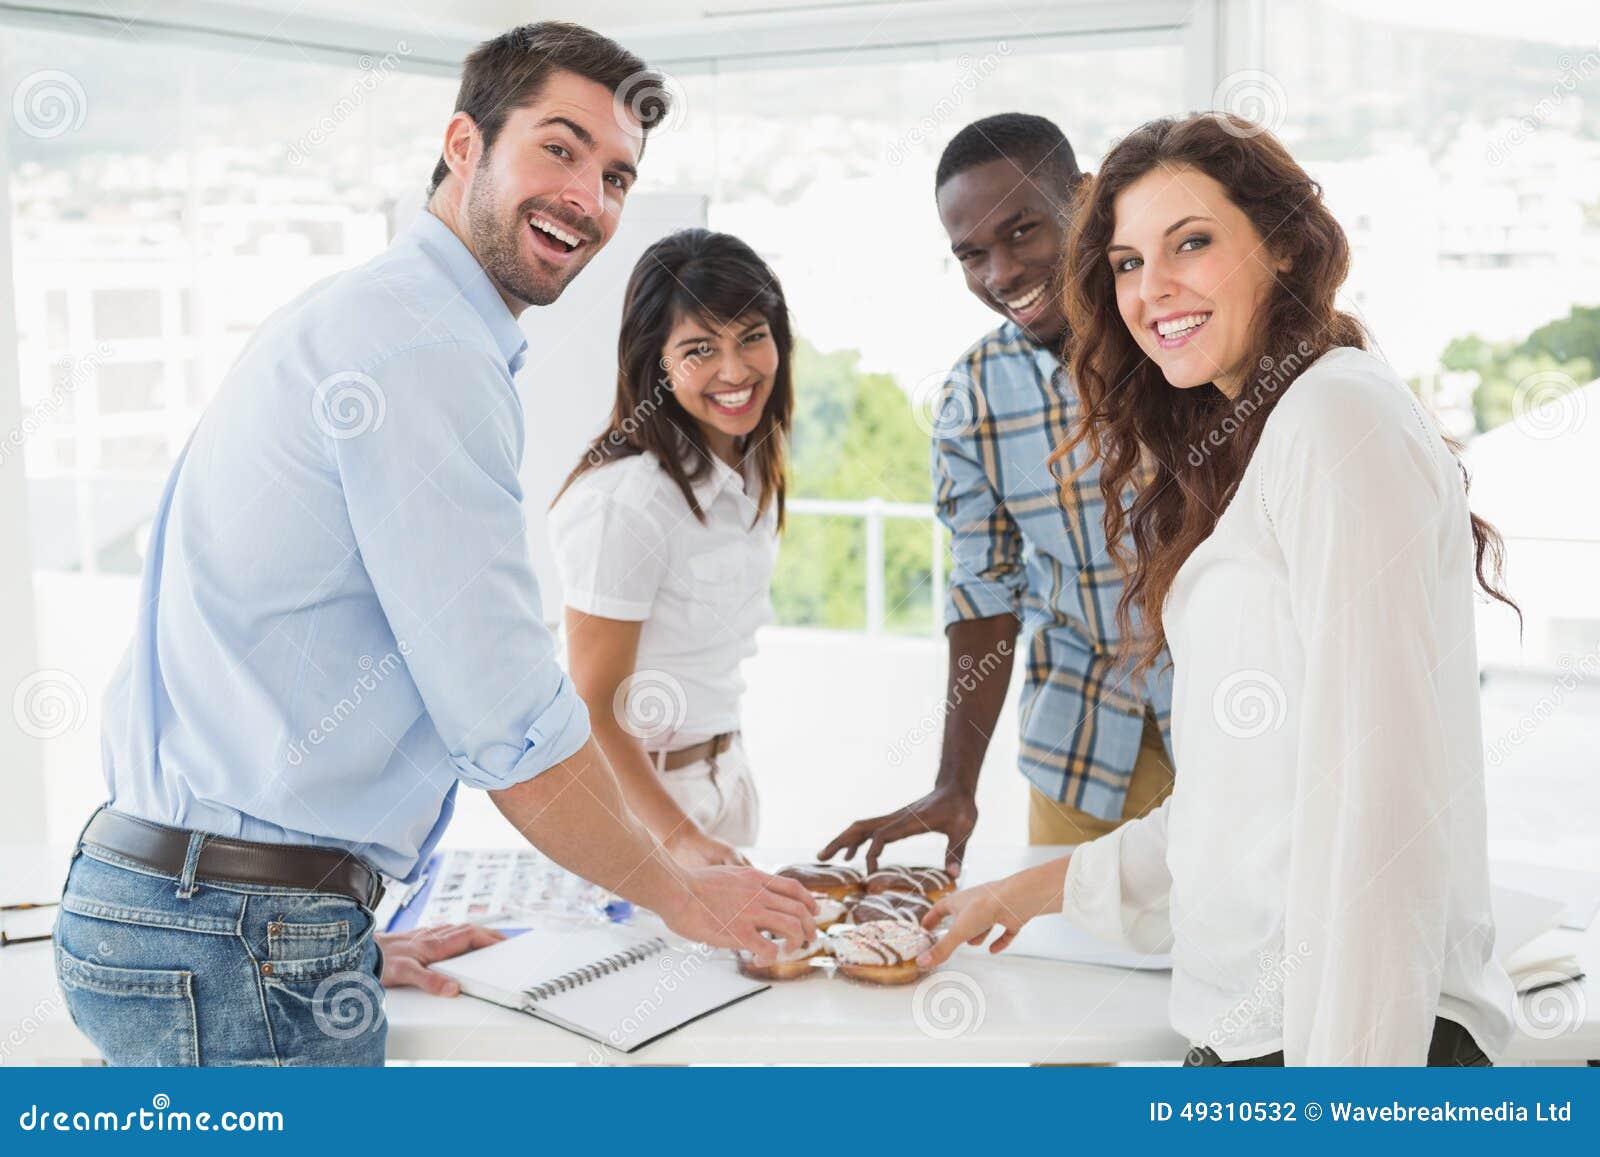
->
xmin=513 ymin=192 xmax=708 ymax=609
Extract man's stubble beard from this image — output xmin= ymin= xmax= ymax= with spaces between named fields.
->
xmin=466 ymin=179 xmax=571 ymax=308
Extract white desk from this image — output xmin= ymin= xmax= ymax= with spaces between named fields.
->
xmin=3 ymin=845 xmax=1596 ymax=1065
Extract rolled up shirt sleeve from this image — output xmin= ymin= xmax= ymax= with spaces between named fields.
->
xmin=1059 ymin=797 xmax=1174 ymax=955
xmin=933 ymin=368 xmax=1025 ymax=626
xmin=329 ymin=340 xmax=590 ymax=791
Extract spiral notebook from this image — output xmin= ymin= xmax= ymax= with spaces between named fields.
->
xmin=431 ymin=927 xmax=767 ymax=1053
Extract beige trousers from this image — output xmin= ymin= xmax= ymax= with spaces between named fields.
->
xmin=1028 ymin=708 xmax=1174 ymax=844
xmin=654 ymin=734 xmax=760 ymax=846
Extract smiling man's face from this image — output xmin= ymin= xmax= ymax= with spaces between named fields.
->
xmin=937 ymin=157 xmax=1072 ymax=347
xmin=462 ymin=69 xmax=644 ymax=308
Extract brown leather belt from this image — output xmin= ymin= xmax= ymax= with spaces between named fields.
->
xmin=657 ymin=731 xmax=737 ymax=772
xmin=81 ymin=808 xmax=385 ymax=910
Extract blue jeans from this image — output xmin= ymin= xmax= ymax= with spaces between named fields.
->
xmin=54 ymin=837 xmax=387 ymax=1066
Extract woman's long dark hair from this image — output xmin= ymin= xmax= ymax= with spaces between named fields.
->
xmin=1050 ymin=113 xmax=1517 ymax=676
xmin=556 ymin=228 xmax=794 ymax=529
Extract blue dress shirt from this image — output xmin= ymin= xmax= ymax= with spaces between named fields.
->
xmin=100 ymin=211 xmax=591 ymax=880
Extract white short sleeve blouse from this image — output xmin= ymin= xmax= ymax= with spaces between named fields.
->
xmin=549 ymin=450 xmax=779 ymax=749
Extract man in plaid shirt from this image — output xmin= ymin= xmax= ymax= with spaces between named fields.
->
xmin=822 ymin=114 xmax=1174 ymax=873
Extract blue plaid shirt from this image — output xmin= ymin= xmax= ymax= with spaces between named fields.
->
xmin=934 ymin=321 xmax=1172 ymax=820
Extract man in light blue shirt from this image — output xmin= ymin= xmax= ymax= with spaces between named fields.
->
xmin=56 ymin=22 xmax=814 ymax=1067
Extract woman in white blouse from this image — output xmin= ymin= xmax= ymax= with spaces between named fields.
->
xmin=917 ymin=113 xmax=1521 ymax=1066
xmin=550 ymin=229 xmax=791 ymax=869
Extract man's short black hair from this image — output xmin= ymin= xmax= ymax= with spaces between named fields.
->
xmin=935 ymin=113 xmax=1082 ymax=199
xmin=428 ymin=21 xmax=666 ymax=195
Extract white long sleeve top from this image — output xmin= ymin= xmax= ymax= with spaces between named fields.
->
xmin=1060 ymin=346 xmax=1515 ymax=1065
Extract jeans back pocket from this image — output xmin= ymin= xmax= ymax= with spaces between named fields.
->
xmin=55 ymin=940 xmax=199 ymax=1066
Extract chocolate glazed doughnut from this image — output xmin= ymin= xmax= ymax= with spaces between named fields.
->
xmin=847 ymin=892 xmax=933 ymax=926
xmin=863 ymin=866 xmax=955 ymax=900
xmin=777 ymin=862 xmax=865 ymax=901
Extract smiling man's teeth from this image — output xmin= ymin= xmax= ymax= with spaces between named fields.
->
xmin=710 ymin=387 xmax=754 ymax=409
xmin=1003 ymin=284 xmax=1046 ymax=311
xmin=530 ymin=216 xmax=581 ymax=247
xmin=1156 ymin=312 xmax=1212 ymax=337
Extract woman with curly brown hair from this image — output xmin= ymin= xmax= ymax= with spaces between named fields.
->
xmin=918 ymin=113 xmax=1518 ymax=1067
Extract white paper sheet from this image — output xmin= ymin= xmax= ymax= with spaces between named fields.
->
xmin=1004 ymin=915 xmax=1171 ymax=971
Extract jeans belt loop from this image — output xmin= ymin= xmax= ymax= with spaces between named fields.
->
xmin=175 ymin=831 xmax=207 ymax=899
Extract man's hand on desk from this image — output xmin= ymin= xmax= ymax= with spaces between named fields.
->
xmin=817 ymin=784 xmax=979 ymax=875
xmin=375 ymin=924 xmax=507 ymax=996
xmin=915 ymin=856 xmax=1068 ymax=968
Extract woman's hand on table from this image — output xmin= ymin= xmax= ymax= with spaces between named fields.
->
xmin=916 ymin=857 xmax=1069 ymax=968
xmin=375 ymin=924 xmax=507 ymax=995
xmin=664 ymin=826 xmax=749 ymax=869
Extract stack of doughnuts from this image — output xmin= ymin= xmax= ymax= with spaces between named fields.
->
xmin=741 ymin=861 xmax=954 ymax=984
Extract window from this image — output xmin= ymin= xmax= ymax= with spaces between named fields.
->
xmin=5 ymin=25 xmax=455 ymax=841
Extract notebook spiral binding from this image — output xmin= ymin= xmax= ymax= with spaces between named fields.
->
xmin=521 ymin=936 xmax=669 ymax=1002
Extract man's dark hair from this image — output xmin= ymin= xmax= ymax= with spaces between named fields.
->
xmin=934 ymin=113 xmax=1082 ymax=198
xmin=428 ymin=21 xmax=668 ymax=195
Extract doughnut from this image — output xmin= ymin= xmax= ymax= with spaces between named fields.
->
xmin=777 ymin=861 xmax=864 ymax=901
xmin=864 ymin=866 xmax=955 ymax=900
xmin=826 ymin=919 xmax=935 ymax=985
xmin=737 ymin=933 xmax=824 ymax=981
xmin=811 ymin=894 xmax=849 ymax=930
xmin=847 ymin=891 xmax=933 ymax=926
